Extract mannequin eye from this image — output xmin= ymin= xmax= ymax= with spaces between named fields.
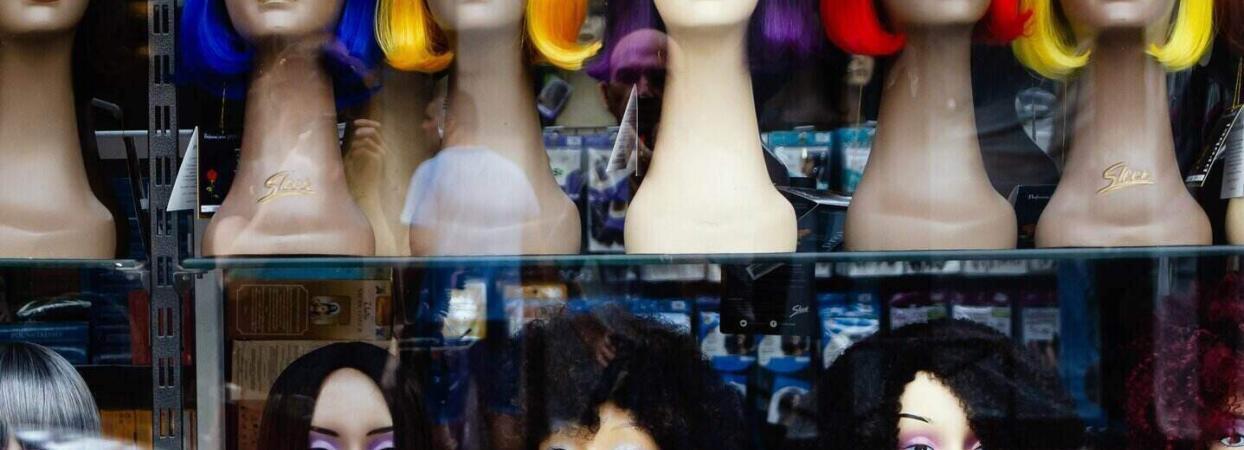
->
xmin=902 ymin=445 xmax=934 ymax=450
xmin=1219 ymin=434 xmax=1244 ymax=447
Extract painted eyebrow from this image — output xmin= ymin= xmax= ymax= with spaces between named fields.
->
xmin=367 ymin=427 xmax=395 ymax=436
xmin=310 ymin=427 xmax=340 ymax=437
xmin=899 ymin=413 xmax=933 ymax=424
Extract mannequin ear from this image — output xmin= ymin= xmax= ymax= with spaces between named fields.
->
xmin=376 ymin=0 xmax=453 ymax=72
xmin=527 ymin=0 xmax=602 ymax=70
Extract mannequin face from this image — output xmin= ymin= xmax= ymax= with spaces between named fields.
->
xmin=224 ymin=0 xmax=344 ymax=44
xmin=427 ymin=0 xmax=524 ymax=32
xmin=653 ymin=0 xmax=758 ymax=30
xmin=1059 ymin=0 xmax=1171 ymax=30
xmin=1210 ymin=392 xmax=1244 ymax=450
xmin=539 ymin=402 xmax=660 ymax=450
xmin=309 ymin=369 xmax=395 ymax=450
xmin=880 ymin=0 xmax=989 ymax=30
xmin=0 ymin=0 xmax=90 ymax=39
xmin=897 ymin=372 xmax=982 ymax=450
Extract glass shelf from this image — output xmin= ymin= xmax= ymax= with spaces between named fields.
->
xmin=180 ymin=245 xmax=1244 ymax=271
xmin=0 ymin=259 xmax=144 ymax=270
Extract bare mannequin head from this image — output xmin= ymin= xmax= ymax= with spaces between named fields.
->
xmin=0 ymin=0 xmax=89 ymax=40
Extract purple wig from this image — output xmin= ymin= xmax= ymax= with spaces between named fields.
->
xmin=587 ymin=0 xmax=825 ymax=81
xmin=179 ymin=0 xmax=381 ymax=106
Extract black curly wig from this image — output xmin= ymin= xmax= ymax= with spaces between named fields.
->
xmin=520 ymin=308 xmax=750 ymax=450
xmin=818 ymin=319 xmax=1084 ymax=450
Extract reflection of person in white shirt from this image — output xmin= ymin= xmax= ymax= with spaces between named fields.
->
xmin=401 ymin=148 xmax=542 ymax=256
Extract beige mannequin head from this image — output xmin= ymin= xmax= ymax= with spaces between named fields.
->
xmin=880 ymin=0 xmax=990 ymax=30
xmin=1059 ymin=0 xmax=1171 ymax=30
xmin=897 ymin=372 xmax=983 ymax=450
xmin=538 ymin=403 xmax=660 ymax=450
xmin=0 ymin=0 xmax=89 ymax=39
xmin=426 ymin=0 xmax=524 ymax=32
xmin=653 ymin=0 xmax=758 ymax=30
xmin=224 ymin=0 xmax=344 ymax=44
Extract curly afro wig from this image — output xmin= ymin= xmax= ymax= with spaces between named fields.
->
xmin=819 ymin=319 xmax=1083 ymax=450
xmin=1126 ymin=273 xmax=1244 ymax=450
xmin=520 ymin=307 xmax=749 ymax=450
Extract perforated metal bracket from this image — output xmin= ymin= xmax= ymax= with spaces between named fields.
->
xmin=148 ymin=1 xmax=183 ymax=449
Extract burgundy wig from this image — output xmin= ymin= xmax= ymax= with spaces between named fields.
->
xmin=820 ymin=0 xmax=1030 ymax=56
xmin=1126 ymin=273 xmax=1244 ymax=450
xmin=588 ymin=0 xmax=825 ymax=81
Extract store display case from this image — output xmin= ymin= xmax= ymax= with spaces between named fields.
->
xmin=8 ymin=0 xmax=1244 ymax=449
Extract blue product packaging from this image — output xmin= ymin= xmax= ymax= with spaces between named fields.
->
xmin=765 ymin=376 xmax=816 ymax=440
xmin=765 ymin=130 xmax=833 ymax=189
xmin=757 ymin=334 xmax=812 ymax=374
xmin=697 ymin=298 xmax=757 ymax=376
xmin=544 ymin=131 xmax=585 ymax=202
xmin=0 ymin=322 xmax=90 ymax=364
xmin=832 ymin=124 xmax=875 ymax=195
xmin=818 ymin=292 xmax=880 ymax=368
xmin=586 ymin=131 xmax=628 ymax=253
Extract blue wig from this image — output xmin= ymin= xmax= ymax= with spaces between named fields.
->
xmin=179 ymin=0 xmax=382 ymax=106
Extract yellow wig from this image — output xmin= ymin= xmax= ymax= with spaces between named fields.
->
xmin=1013 ymin=0 xmax=1214 ymax=79
xmin=376 ymin=0 xmax=602 ymax=73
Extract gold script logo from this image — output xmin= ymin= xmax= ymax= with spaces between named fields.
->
xmin=257 ymin=171 xmax=314 ymax=204
xmin=1098 ymin=162 xmax=1154 ymax=195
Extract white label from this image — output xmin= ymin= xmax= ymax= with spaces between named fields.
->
xmin=952 ymin=305 xmax=1012 ymax=337
xmin=1222 ymin=111 xmax=1244 ymax=199
xmin=167 ymin=127 xmax=200 ymax=212
xmin=1022 ymin=307 xmax=1060 ymax=343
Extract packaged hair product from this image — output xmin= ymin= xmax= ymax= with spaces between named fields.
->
xmin=818 ymin=292 xmax=879 ymax=369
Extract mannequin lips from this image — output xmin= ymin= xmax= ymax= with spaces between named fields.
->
xmin=259 ymin=0 xmax=295 ymax=6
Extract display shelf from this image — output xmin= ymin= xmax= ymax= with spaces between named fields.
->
xmin=0 ymin=259 xmax=144 ymax=270
xmin=181 ymin=245 xmax=1244 ymax=271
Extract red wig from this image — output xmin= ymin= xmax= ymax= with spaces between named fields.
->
xmin=1126 ymin=274 xmax=1244 ymax=449
xmin=820 ymin=0 xmax=1030 ymax=55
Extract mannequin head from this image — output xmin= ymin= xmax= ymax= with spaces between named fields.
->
xmin=1012 ymin=0 xmax=1212 ymax=79
xmin=819 ymin=320 xmax=1083 ymax=450
xmin=1127 ymin=274 xmax=1244 ymax=449
xmin=180 ymin=0 xmax=381 ymax=101
xmin=820 ymin=0 xmax=1029 ymax=55
xmin=259 ymin=342 xmax=429 ymax=450
xmin=522 ymin=309 xmax=749 ymax=450
xmin=0 ymin=343 xmax=100 ymax=440
xmin=0 ymin=0 xmax=89 ymax=39
xmin=588 ymin=0 xmax=824 ymax=81
xmin=375 ymin=0 xmax=601 ymax=72
xmin=1219 ymin=0 xmax=1244 ymax=54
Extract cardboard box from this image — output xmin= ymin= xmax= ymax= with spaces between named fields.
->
xmin=226 ymin=279 xmax=392 ymax=341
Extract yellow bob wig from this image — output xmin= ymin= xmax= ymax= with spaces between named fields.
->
xmin=376 ymin=0 xmax=602 ymax=73
xmin=1013 ymin=0 xmax=1214 ymax=79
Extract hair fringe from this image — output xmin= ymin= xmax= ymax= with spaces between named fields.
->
xmin=1147 ymin=0 xmax=1214 ymax=71
xmin=378 ymin=0 xmax=600 ymax=72
xmin=821 ymin=0 xmax=1027 ymax=56
xmin=528 ymin=0 xmax=603 ymax=70
xmin=376 ymin=0 xmax=454 ymax=72
xmin=1012 ymin=0 xmax=1088 ymax=79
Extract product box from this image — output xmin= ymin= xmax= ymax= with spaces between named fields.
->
xmin=697 ymin=297 xmax=756 ymax=395
xmin=1019 ymin=291 xmax=1061 ymax=370
xmin=0 ymin=322 xmax=89 ymax=364
xmin=1009 ymin=185 xmax=1056 ymax=248
xmin=503 ymin=282 xmax=569 ymax=336
xmin=586 ymin=132 xmax=628 ymax=253
xmin=832 ymin=125 xmax=875 ymax=195
xmin=888 ymin=291 xmax=950 ymax=330
xmin=226 ymin=279 xmax=392 ymax=341
xmin=951 ymin=291 xmax=1013 ymax=337
xmin=545 ymin=132 xmax=585 ymax=202
xmin=232 ymin=340 xmax=390 ymax=450
xmin=764 ymin=376 xmax=816 ymax=441
xmin=818 ymin=292 xmax=880 ymax=368
xmin=766 ymin=130 xmax=833 ymax=190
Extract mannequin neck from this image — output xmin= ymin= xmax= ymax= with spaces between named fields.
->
xmin=242 ymin=43 xmax=340 ymax=163
xmin=444 ymin=26 xmax=545 ymax=169
xmin=873 ymin=27 xmax=979 ymax=163
xmin=652 ymin=21 xmax=765 ymax=174
xmin=0 ymin=35 xmax=82 ymax=161
xmin=1069 ymin=29 xmax=1171 ymax=166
